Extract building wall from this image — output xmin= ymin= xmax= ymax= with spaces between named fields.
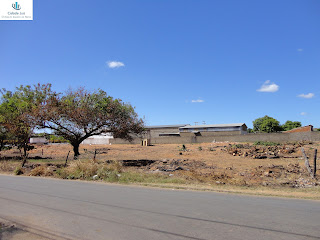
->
xmin=110 ymin=138 xmax=143 ymax=144
xmin=30 ymin=137 xmax=48 ymax=144
xmin=110 ymin=132 xmax=320 ymax=144
xmin=82 ymin=135 xmax=113 ymax=145
xmin=180 ymin=131 xmax=243 ymax=137
xmin=147 ymin=127 xmax=181 ymax=138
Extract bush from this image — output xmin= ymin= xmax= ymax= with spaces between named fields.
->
xmin=14 ymin=167 xmax=24 ymax=175
xmin=97 ymin=166 xmax=120 ymax=181
xmin=49 ymin=135 xmax=68 ymax=143
xmin=178 ymin=145 xmax=187 ymax=152
xmin=253 ymin=141 xmax=280 ymax=146
xmin=232 ymin=144 xmax=245 ymax=148
xmin=29 ymin=166 xmax=53 ymax=176
xmin=55 ymin=168 xmax=69 ymax=179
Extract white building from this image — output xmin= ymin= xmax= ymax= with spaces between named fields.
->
xmin=81 ymin=133 xmax=113 ymax=145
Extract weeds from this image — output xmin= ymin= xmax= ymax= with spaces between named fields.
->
xmin=14 ymin=166 xmax=23 ymax=175
xmin=178 ymin=145 xmax=187 ymax=152
xmin=254 ymin=141 xmax=281 ymax=146
xmin=53 ymin=159 xmax=187 ymax=185
xmin=29 ymin=166 xmax=53 ymax=176
xmin=0 ymin=160 xmax=18 ymax=172
xmin=231 ymin=144 xmax=245 ymax=148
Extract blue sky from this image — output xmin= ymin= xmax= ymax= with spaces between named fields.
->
xmin=0 ymin=0 xmax=319 ymax=128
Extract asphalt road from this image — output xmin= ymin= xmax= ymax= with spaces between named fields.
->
xmin=0 ymin=175 xmax=319 ymax=240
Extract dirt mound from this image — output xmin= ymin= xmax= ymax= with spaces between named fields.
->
xmin=223 ymin=143 xmax=303 ymax=159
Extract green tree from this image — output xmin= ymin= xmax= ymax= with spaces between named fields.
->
xmin=37 ymin=87 xmax=144 ymax=158
xmin=282 ymin=120 xmax=302 ymax=131
xmin=253 ymin=115 xmax=282 ymax=133
xmin=247 ymin=128 xmax=253 ymax=133
xmin=0 ymin=84 xmax=52 ymax=166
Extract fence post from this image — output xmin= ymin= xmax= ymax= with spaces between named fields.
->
xmin=301 ymin=148 xmax=315 ymax=179
xmin=93 ymin=149 xmax=97 ymax=162
xmin=314 ymin=149 xmax=317 ymax=178
xmin=64 ymin=151 xmax=70 ymax=167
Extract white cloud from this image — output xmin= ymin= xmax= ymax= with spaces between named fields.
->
xmin=297 ymin=49 xmax=303 ymax=52
xmin=298 ymin=93 xmax=315 ymax=99
xmin=257 ymin=80 xmax=279 ymax=93
xmin=191 ymin=99 xmax=204 ymax=103
xmin=107 ymin=61 xmax=125 ymax=68
xmin=300 ymin=112 xmax=307 ymax=116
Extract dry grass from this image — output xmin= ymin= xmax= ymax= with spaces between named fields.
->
xmin=0 ymin=142 xmax=320 ymax=199
xmin=29 ymin=165 xmax=54 ymax=176
xmin=0 ymin=161 xmax=19 ymax=173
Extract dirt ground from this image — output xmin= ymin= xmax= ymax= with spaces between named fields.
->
xmin=1 ymin=141 xmax=319 ymax=189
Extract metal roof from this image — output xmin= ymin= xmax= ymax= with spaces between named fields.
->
xmin=179 ymin=123 xmax=246 ymax=129
xmin=145 ymin=124 xmax=190 ymax=129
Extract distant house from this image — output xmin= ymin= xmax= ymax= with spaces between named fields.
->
xmin=82 ymin=133 xmax=113 ymax=145
xmin=179 ymin=123 xmax=248 ymax=136
xmin=30 ymin=137 xmax=48 ymax=144
xmin=284 ymin=125 xmax=313 ymax=133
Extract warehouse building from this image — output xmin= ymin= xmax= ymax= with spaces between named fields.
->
xmin=179 ymin=123 xmax=248 ymax=136
xmin=145 ymin=124 xmax=190 ymax=138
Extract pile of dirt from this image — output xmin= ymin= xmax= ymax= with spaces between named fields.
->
xmin=223 ymin=143 xmax=303 ymax=159
xmin=147 ymin=159 xmax=208 ymax=172
xmin=237 ymin=163 xmax=318 ymax=187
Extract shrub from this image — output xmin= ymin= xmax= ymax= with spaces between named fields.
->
xmin=55 ymin=168 xmax=69 ymax=179
xmin=232 ymin=144 xmax=245 ymax=148
xmin=14 ymin=167 xmax=23 ymax=175
xmin=97 ymin=166 xmax=120 ymax=181
xmin=29 ymin=166 xmax=53 ymax=176
xmin=253 ymin=141 xmax=280 ymax=146
xmin=178 ymin=145 xmax=187 ymax=152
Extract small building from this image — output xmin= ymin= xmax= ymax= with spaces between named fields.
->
xmin=82 ymin=133 xmax=113 ymax=145
xmin=30 ymin=137 xmax=48 ymax=144
xmin=179 ymin=123 xmax=247 ymax=136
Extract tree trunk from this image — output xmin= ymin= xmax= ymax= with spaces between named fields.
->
xmin=73 ymin=142 xmax=80 ymax=159
xmin=21 ymin=145 xmax=27 ymax=167
xmin=0 ymin=139 xmax=4 ymax=151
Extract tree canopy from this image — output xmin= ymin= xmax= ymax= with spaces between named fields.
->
xmin=37 ymin=87 xmax=144 ymax=157
xmin=0 ymin=84 xmax=52 ymax=166
xmin=0 ymin=84 xmax=144 ymax=162
xmin=282 ymin=120 xmax=302 ymax=131
xmin=252 ymin=115 xmax=282 ymax=133
xmin=252 ymin=116 xmax=303 ymax=133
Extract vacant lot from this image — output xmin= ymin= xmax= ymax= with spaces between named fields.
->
xmin=1 ymin=141 xmax=320 ymax=199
